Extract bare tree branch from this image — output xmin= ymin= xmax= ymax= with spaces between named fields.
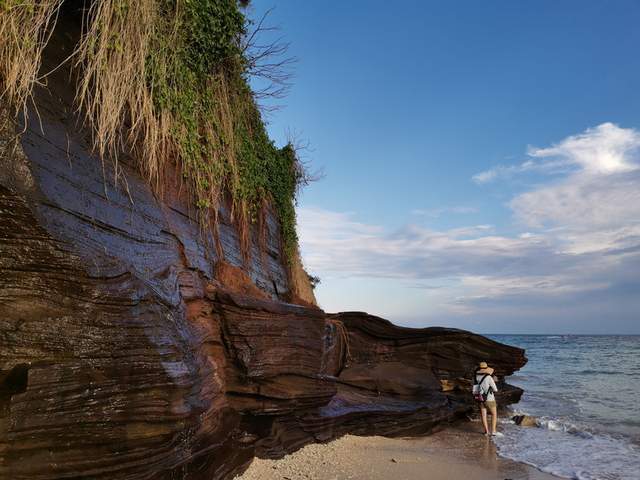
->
xmin=242 ymin=8 xmax=297 ymax=104
xmin=286 ymin=129 xmax=324 ymax=195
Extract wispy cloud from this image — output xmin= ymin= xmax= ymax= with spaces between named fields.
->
xmin=473 ymin=122 xmax=640 ymax=184
xmin=472 ymin=158 xmax=570 ymax=184
xmin=299 ymin=123 xmax=640 ymax=326
xmin=528 ymin=122 xmax=640 ymax=175
xmin=508 ymin=124 xmax=640 ymax=231
xmin=511 ymin=171 xmax=640 ymax=230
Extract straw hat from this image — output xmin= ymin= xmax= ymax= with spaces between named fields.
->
xmin=477 ymin=361 xmax=494 ymax=374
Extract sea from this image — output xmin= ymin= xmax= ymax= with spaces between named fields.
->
xmin=488 ymin=335 xmax=640 ymax=480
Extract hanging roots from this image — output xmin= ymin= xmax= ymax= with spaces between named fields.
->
xmin=0 ymin=0 xmax=64 ymax=119
xmin=0 ymin=0 xmax=306 ymax=263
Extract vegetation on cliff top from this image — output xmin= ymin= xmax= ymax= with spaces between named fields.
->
xmin=0 ymin=0 xmax=308 ymax=261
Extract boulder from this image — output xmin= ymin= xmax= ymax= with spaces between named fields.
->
xmin=513 ymin=415 xmax=538 ymax=427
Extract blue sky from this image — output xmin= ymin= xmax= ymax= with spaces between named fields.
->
xmin=249 ymin=1 xmax=640 ymax=334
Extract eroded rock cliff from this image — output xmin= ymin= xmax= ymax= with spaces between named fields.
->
xmin=0 ymin=4 xmax=526 ymax=479
xmin=0 ymin=105 xmax=527 ymax=478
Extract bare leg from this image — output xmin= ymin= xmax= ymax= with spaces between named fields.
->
xmin=490 ymin=403 xmax=498 ymax=434
xmin=480 ymin=406 xmax=489 ymax=434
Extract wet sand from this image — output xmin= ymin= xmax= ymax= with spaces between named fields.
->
xmin=236 ymin=423 xmax=559 ymax=480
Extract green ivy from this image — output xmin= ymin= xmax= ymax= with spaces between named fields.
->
xmin=144 ymin=0 xmax=301 ymax=261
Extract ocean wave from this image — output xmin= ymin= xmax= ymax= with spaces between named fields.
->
xmin=495 ymin=416 xmax=640 ymax=480
xmin=503 ymin=415 xmax=594 ymax=438
xmin=536 ymin=418 xmax=594 ymax=439
xmin=496 ymin=335 xmax=640 ymax=479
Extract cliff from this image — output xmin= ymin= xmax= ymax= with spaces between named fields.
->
xmin=0 ymin=2 xmax=526 ymax=479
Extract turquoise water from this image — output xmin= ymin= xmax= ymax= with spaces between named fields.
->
xmin=489 ymin=335 xmax=640 ymax=480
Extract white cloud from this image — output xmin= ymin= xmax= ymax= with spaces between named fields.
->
xmin=298 ymin=210 xmax=550 ymax=281
xmin=457 ymin=274 xmax=610 ymax=300
xmin=472 ymin=158 xmax=569 ymax=184
xmin=528 ymin=122 xmax=640 ymax=175
xmin=473 ymin=122 xmax=640 ymax=183
xmin=299 ymin=123 xmax=640 ymax=328
xmin=508 ymin=124 xmax=640 ymax=245
xmin=472 ymin=169 xmax=499 ymax=184
xmin=511 ymin=171 xmax=640 ymax=230
xmin=298 ymin=205 xmax=622 ymax=289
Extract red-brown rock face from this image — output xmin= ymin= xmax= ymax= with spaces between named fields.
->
xmin=0 ymin=13 xmax=527 ymax=480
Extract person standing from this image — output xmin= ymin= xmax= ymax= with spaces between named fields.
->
xmin=474 ymin=361 xmax=501 ymax=436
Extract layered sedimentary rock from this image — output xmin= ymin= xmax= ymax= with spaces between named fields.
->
xmin=0 ymin=8 xmax=526 ymax=480
xmin=0 ymin=105 xmax=527 ymax=478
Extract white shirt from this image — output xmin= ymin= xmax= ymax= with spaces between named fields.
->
xmin=476 ymin=374 xmax=498 ymax=402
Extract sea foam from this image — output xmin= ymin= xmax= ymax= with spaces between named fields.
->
xmin=490 ymin=334 xmax=640 ymax=480
xmin=495 ymin=418 xmax=639 ymax=480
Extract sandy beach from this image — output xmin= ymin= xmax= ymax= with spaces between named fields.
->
xmin=236 ymin=423 xmax=559 ymax=480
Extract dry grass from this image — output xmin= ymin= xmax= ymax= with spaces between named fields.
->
xmin=0 ymin=0 xmax=64 ymax=119
xmin=74 ymin=0 xmax=161 ymax=184
xmin=74 ymin=1 xmax=245 ymax=226
xmin=0 ymin=0 xmax=251 ymax=251
xmin=1 ymin=0 xmax=304 ymax=266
